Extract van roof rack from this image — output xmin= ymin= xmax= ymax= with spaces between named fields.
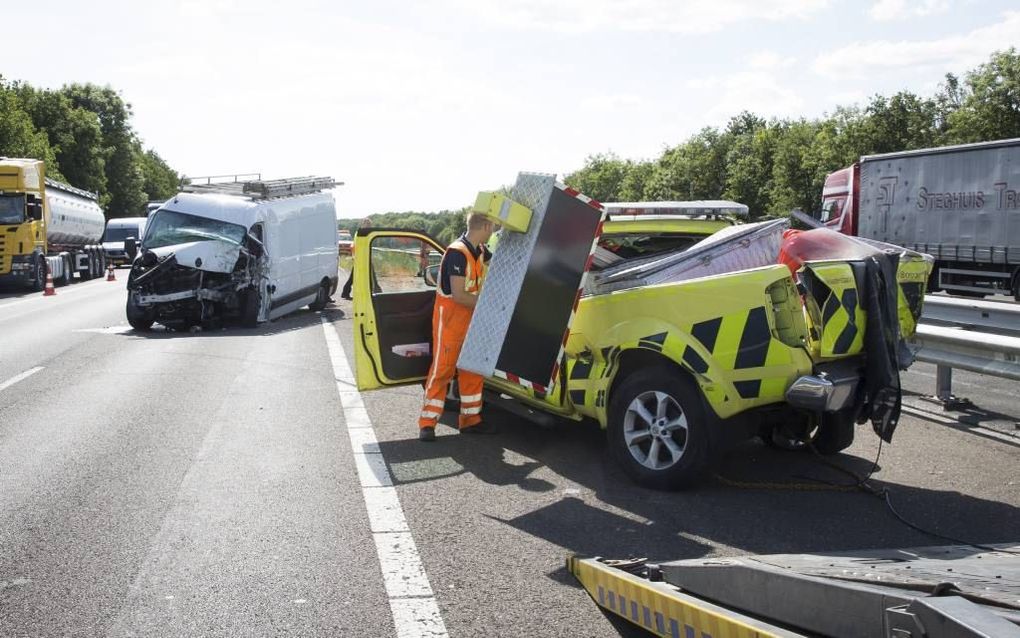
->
xmin=181 ymin=175 xmax=340 ymax=199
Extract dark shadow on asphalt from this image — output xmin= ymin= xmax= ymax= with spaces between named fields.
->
xmin=112 ymin=305 xmax=346 ymax=339
xmin=375 ymin=408 xmax=1020 ymax=566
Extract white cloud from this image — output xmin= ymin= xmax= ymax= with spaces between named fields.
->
xmin=748 ymin=50 xmax=798 ymax=69
xmin=445 ymin=0 xmax=831 ymax=34
xmin=581 ymin=94 xmax=643 ymax=111
xmin=814 ymin=10 xmax=1020 ymax=77
xmin=868 ymin=0 xmax=950 ymax=21
xmin=686 ymin=71 xmax=805 ymax=122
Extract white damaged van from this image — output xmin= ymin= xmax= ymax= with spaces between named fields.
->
xmin=125 ymin=176 xmax=339 ymax=331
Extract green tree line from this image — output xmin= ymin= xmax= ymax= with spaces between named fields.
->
xmin=339 ymin=210 xmax=469 ymax=247
xmin=0 ymin=78 xmax=180 ymax=217
xmin=565 ymin=48 xmax=1020 ymax=219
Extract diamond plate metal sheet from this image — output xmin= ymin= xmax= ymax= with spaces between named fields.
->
xmin=458 ymin=173 xmax=556 ymax=378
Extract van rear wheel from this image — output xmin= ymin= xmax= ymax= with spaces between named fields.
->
xmin=308 ymin=282 xmax=330 ymax=311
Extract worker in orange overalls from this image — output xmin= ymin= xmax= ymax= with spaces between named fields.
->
xmin=418 ymin=212 xmax=496 ymax=441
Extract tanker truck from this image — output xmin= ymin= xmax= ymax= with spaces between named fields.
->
xmin=0 ymin=158 xmax=107 ymax=290
xmin=818 ymin=138 xmax=1020 ymax=300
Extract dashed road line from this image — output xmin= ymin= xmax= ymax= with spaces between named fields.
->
xmin=0 ymin=367 xmax=45 ymax=394
xmin=321 ymin=316 xmax=448 ymax=638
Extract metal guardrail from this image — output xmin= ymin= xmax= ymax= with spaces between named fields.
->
xmin=911 ymin=296 xmax=1020 ymax=406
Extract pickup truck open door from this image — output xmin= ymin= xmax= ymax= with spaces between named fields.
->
xmin=351 ymin=229 xmax=445 ymax=391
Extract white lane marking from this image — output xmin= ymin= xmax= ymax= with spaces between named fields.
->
xmin=321 ymin=317 xmax=448 ymax=638
xmin=0 ymin=367 xmax=44 ymax=393
xmin=72 ymin=326 xmax=133 ymax=335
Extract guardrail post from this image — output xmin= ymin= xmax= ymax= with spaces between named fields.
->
xmin=929 ymin=363 xmax=971 ymax=410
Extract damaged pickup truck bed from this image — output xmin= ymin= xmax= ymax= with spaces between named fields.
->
xmin=126 ymin=177 xmax=339 ymax=331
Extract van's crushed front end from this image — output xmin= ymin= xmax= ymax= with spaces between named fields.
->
xmin=126 ymin=209 xmax=267 ymax=331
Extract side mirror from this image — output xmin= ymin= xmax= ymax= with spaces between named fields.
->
xmin=27 ymin=202 xmax=43 ymax=221
xmin=424 ymin=264 xmax=439 ymax=288
xmin=125 ymin=237 xmax=138 ymax=260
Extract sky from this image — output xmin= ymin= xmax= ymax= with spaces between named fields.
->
xmin=5 ymin=0 xmax=1019 ymax=217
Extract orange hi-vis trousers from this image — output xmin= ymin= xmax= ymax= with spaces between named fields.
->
xmin=418 ymin=299 xmax=484 ymax=429
xmin=418 ymin=239 xmax=487 ymax=430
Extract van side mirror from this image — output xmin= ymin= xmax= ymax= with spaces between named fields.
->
xmin=125 ymin=237 xmax=138 ymax=260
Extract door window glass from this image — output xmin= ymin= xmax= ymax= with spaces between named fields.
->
xmin=370 ymin=236 xmax=443 ymax=294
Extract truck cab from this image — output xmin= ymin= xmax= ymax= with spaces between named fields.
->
xmin=351 ymin=182 xmax=931 ymax=490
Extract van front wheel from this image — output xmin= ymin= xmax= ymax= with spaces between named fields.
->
xmin=608 ymin=367 xmax=711 ymax=490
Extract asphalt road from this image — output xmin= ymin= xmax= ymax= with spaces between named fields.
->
xmin=1 ymin=276 xmax=1018 ymax=637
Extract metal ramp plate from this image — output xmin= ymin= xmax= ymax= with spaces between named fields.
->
xmin=458 ymin=173 xmax=605 ymax=392
xmin=659 ymin=544 xmax=1020 ymax=638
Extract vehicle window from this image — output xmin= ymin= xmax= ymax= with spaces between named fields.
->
xmin=820 ymin=198 xmax=843 ymax=223
xmin=370 ymin=236 xmax=443 ymax=294
xmin=142 ymin=209 xmax=247 ymax=249
xmin=103 ymin=227 xmax=136 ymax=242
xmin=0 ymin=194 xmax=26 ymax=224
xmin=594 ymin=233 xmax=705 ymax=269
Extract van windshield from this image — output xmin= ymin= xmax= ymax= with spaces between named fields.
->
xmin=143 ymin=209 xmax=246 ymax=249
xmin=103 ymin=226 xmax=140 ymax=242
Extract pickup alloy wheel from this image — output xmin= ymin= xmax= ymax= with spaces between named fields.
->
xmin=608 ymin=368 xmax=710 ymax=490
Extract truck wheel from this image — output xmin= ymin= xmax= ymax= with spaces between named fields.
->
xmin=812 ymin=409 xmax=856 ymax=455
xmin=307 ymin=281 xmax=330 ymax=311
xmin=81 ymin=251 xmax=94 ymax=281
xmin=126 ymin=296 xmax=155 ymax=331
xmin=241 ymin=287 xmax=260 ymax=328
xmin=64 ymin=255 xmax=75 ymax=284
xmin=1012 ymin=274 xmax=1020 ymax=303
xmin=608 ymin=368 xmax=711 ymax=490
xmin=31 ymin=255 xmax=47 ymax=291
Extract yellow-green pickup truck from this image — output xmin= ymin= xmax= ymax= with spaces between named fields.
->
xmin=351 ymin=200 xmax=931 ymax=490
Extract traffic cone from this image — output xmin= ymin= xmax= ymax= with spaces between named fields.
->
xmin=43 ymin=272 xmax=56 ymax=296
xmin=106 ymin=265 xmax=116 ymax=281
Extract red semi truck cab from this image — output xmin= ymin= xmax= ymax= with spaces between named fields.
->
xmin=819 ymin=164 xmax=858 ymax=236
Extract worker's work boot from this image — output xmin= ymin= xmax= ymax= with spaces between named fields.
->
xmin=461 ymin=421 xmax=498 ymax=435
xmin=419 ymin=427 xmax=436 ymax=442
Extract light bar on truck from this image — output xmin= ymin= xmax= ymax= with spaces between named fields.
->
xmin=603 ymin=200 xmax=749 ymax=218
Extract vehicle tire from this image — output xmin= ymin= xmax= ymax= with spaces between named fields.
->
xmin=64 ymin=255 xmax=75 ymax=284
xmin=241 ymin=287 xmax=260 ymax=328
xmin=1012 ymin=273 xmax=1020 ymax=303
xmin=81 ymin=251 xmax=94 ymax=281
xmin=607 ymin=367 xmax=711 ymax=490
xmin=812 ymin=409 xmax=856 ymax=455
xmin=307 ymin=281 xmax=329 ymax=311
xmin=126 ymin=296 xmax=155 ymax=331
xmin=30 ymin=255 xmax=47 ymax=291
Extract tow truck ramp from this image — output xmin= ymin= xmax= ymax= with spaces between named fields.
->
xmin=569 ymin=544 xmax=1020 ymax=637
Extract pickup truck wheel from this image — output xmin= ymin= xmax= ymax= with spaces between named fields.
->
xmin=812 ymin=409 xmax=856 ymax=455
xmin=126 ymin=296 xmax=155 ymax=331
xmin=608 ymin=368 xmax=710 ymax=490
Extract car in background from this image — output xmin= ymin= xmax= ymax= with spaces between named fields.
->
xmin=102 ymin=217 xmax=147 ymax=267
xmin=338 ymin=229 xmax=353 ymax=255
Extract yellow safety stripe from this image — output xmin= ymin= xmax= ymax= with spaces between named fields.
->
xmin=568 ymin=557 xmax=797 ymax=638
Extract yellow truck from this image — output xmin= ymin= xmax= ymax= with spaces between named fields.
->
xmin=351 ymin=175 xmax=931 ymax=489
xmin=0 ymin=158 xmax=107 ymax=289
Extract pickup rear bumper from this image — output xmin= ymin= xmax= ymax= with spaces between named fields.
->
xmin=784 ymin=359 xmax=862 ymax=413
